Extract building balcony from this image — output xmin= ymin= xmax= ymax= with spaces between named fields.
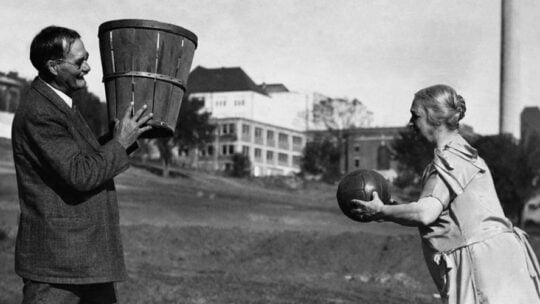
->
xmin=292 ymin=144 xmax=303 ymax=152
xmin=278 ymin=142 xmax=289 ymax=150
xmin=219 ymin=133 xmax=237 ymax=141
xmin=241 ymin=134 xmax=251 ymax=142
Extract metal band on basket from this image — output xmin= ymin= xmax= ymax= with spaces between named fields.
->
xmin=102 ymin=71 xmax=186 ymax=90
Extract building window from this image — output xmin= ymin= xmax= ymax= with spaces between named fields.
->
xmin=254 ymin=127 xmax=263 ymax=144
xmin=354 ymin=145 xmax=360 ymax=153
xmin=207 ymin=145 xmax=214 ymax=156
xmin=354 ymin=158 xmax=360 ymax=168
xmin=292 ymin=136 xmax=303 ymax=151
xmin=278 ymin=133 xmax=289 ymax=149
xmin=254 ymin=148 xmax=262 ymax=160
xmin=255 ymin=127 xmax=263 ymax=139
xmin=267 ymin=130 xmax=275 ymax=146
xmin=234 ymin=99 xmax=245 ymax=106
xmin=242 ymin=124 xmax=250 ymax=135
xmin=292 ymin=155 xmax=301 ymax=167
xmin=221 ymin=123 xmax=236 ymax=135
xmin=222 ymin=144 xmax=235 ymax=155
xmin=266 ymin=150 xmax=274 ymax=161
xmin=216 ymin=100 xmax=226 ymax=107
xmin=267 ymin=130 xmax=274 ymax=141
xmin=241 ymin=124 xmax=251 ymax=142
xmin=242 ymin=145 xmax=250 ymax=156
xmin=278 ymin=153 xmax=288 ymax=165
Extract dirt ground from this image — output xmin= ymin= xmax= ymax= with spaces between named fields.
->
xmin=1 ymin=140 xmax=537 ymax=303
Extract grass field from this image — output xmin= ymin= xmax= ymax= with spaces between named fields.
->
xmin=2 ymin=138 xmax=534 ymax=303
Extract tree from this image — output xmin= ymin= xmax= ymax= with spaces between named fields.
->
xmin=73 ymin=88 xmax=108 ymax=137
xmin=230 ymin=153 xmax=251 ymax=178
xmin=312 ymin=97 xmax=373 ymax=174
xmin=312 ymin=97 xmax=373 ymax=131
xmin=391 ymin=127 xmax=433 ymax=188
xmin=475 ymin=133 xmax=540 ymax=223
xmin=301 ymin=136 xmax=341 ymax=183
xmin=474 ymin=134 xmax=523 ymax=221
xmin=154 ymin=137 xmax=176 ymax=177
xmin=155 ymin=95 xmax=215 ymax=177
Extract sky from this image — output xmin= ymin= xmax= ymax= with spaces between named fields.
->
xmin=2 ymin=0 xmax=540 ymax=135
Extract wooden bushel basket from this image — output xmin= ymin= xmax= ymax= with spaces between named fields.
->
xmin=98 ymin=19 xmax=198 ymax=137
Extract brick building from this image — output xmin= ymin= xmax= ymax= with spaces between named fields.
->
xmin=306 ymin=126 xmax=405 ymax=180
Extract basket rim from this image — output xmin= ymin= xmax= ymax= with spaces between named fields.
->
xmin=98 ymin=19 xmax=198 ymax=47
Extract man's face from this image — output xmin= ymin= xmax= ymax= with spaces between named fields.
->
xmin=53 ymin=38 xmax=90 ymax=95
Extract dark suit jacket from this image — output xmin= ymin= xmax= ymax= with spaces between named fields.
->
xmin=11 ymin=78 xmax=129 ymax=284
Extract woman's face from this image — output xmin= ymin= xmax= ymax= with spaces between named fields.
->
xmin=409 ymin=99 xmax=436 ymax=142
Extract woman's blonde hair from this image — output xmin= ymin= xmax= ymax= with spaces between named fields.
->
xmin=414 ymin=84 xmax=466 ymax=130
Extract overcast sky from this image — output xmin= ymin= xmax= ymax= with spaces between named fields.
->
xmin=2 ymin=0 xmax=540 ymax=135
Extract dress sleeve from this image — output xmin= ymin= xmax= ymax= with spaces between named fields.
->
xmin=420 ymin=171 xmax=451 ymax=209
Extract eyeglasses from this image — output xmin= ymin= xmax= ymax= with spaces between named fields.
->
xmin=56 ymin=58 xmax=88 ymax=70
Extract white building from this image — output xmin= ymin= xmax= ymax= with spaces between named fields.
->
xmin=186 ymin=66 xmax=323 ymax=175
xmin=188 ymin=66 xmax=328 ymax=132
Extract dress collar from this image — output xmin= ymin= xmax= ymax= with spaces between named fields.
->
xmin=434 ymin=137 xmax=478 ymax=171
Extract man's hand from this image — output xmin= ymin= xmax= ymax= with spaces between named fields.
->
xmin=113 ymin=102 xmax=153 ymax=149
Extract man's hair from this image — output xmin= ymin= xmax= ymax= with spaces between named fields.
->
xmin=30 ymin=26 xmax=80 ymax=76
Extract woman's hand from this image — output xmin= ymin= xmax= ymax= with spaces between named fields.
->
xmin=350 ymin=191 xmax=385 ymax=222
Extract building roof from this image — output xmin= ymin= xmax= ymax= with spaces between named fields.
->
xmin=188 ymin=66 xmax=268 ymax=96
xmin=0 ymin=74 xmax=23 ymax=87
xmin=259 ymin=83 xmax=289 ymax=94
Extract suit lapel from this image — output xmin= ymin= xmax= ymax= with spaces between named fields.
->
xmin=72 ymin=106 xmax=101 ymax=148
xmin=32 ymin=78 xmax=72 ymax=117
xmin=32 ymin=78 xmax=101 ymax=149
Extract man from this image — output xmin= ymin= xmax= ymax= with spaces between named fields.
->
xmin=11 ymin=26 xmax=152 ymax=303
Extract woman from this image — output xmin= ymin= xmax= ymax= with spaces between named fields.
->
xmin=352 ymin=84 xmax=540 ymax=303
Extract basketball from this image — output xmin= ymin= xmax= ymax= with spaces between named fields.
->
xmin=336 ymin=169 xmax=392 ymax=222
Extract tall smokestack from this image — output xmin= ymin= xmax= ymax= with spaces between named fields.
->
xmin=499 ymin=0 xmax=521 ymax=137
xmin=499 ymin=0 xmax=540 ymax=139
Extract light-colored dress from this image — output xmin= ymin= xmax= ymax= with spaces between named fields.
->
xmin=419 ymin=138 xmax=540 ymax=304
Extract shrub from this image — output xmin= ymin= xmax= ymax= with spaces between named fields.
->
xmin=230 ymin=153 xmax=251 ymax=178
